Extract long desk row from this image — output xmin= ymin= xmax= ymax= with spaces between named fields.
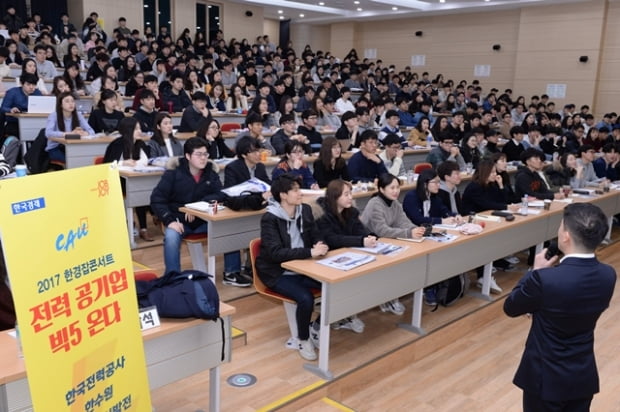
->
xmin=9 ymin=111 xmax=248 ymax=156
xmin=0 ymin=302 xmax=235 ymax=412
xmin=185 ymin=189 xmax=620 ymax=380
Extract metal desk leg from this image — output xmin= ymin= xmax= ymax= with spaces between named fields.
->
xmin=209 ymin=366 xmax=220 ymax=412
xmin=126 ymin=207 xmax=136 ymax=249
xmin=470 ymin=263 xmax=493 ymax=301
xmin=399 ymin=289 xmax=426 ymax=335
xmin=208 ymin=256 xmax=216 ymax=282
xmin=605 ymin=216 xmax=613 ymax=242
xmin=304 ymin=282 xmax=333 ymax=380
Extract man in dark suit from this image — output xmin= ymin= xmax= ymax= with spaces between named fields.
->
xmin=504 ymin=202 xmax=616 ymax=411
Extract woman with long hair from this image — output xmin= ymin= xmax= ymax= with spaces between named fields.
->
xmin=124 ymin=71 xmax=145 ymax=97
xmin=546 ymin=152 xmax=585 ymax=189
xmin=147 ymin=112 xmax=183 ymax=158
xmin=312 ymin=137 xmax=350 ymax=188
xmin=408 ymin=116 xmax=433 ymax=147
xmin=92 ymin=74 xmax=124 ymax=109
xmin=103 ymin=117 xmax=153 ymax=241
xmin=314 ymin=179 xmax=377 ymax=333
xmin=62 ymin=61 xmax=87 ymax=96
xmin=45 ymin=92 xmax=95 ymax=162
xmin=20 ymin=58 xmax=48 ymax=94
xmin=63 ymin=43 xmax=82 ymax=69
xmin=206 ymin=81 xmax=226 ymax=112
xmin=360 ymin=173 xmax=425 ymax=314
xmin=226 ymin=84 xmax=248 ymax=113
xmin=118 ymin=55 xmax=138 ymax=82
xmin=184 ymin=69 xmax=204 ymax=94
xmin=462 ymin=159 xmax=517 ymax=214
xmin=195 ymin=118 xmax=235 ymax=159
xmin=403 ymin=169 xmax=458 ymax=226
xmin=88 ymin=89 xmax=124 ymax=133
xmin=249 ymin=95 xmax=277 ymax=128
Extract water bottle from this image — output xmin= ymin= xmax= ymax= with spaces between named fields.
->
xmin=426 ymin=135 xmax=433 ymax=147
xmin=237 ymin=107 xmax=243 ymax=114
xmin=520 ymin=195 xmax=529 ymax=216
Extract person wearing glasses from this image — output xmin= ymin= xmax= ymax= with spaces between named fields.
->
xmin=403 ymin=169 xmax=461 ymax=226
xmin=195 ymin=118 xmax=235 ymax=160
xmin=272 ymin=140 xmax=319 ymax=189
xmin=151 ymin=137 xmax=225 ymax=274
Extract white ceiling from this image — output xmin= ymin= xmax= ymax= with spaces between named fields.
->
xmin=228 ymin=0 xmax=589 ymax=24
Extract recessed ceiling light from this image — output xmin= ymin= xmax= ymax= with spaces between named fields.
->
xmin=439 ymin=0 xmax=445 ymax=3
xmin=319 ymin=1 xmax=325 ymax=4
xmin=277 ymin=10 xmax=283 ymax=13
xmin=279 ymin=16 xmax=284 ymax=19
xmin=354 ymin=0 xmax=360 ymax=4
xmin=299 ymin=13 xmax=305 ymax=17
xmin=392 ymin=6 xmax=398 ymax=10
xmin=357 ymin=7 xmax=362 ymax=11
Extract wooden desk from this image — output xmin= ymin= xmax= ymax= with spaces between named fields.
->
xmin=49 ymin=136 xmax=116 ymax=169
xmin=179 ymin=207 xmax=265 ymax=278
xmin=278 ymin=190 xmax=620 ymax=379
xmin=0 ymin=302 xmax=235 ymax=412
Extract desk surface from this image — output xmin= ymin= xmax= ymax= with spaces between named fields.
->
xmin=0 ymin=302 xmax=235 ymax=385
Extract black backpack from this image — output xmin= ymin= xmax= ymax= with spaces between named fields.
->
xmin=23 ymin=128 xmax=49 ymax=174
xmin=431 ymin=273 xmax=469 ymax=311
xmin=135 ymin=269 xmax=220 ymax=320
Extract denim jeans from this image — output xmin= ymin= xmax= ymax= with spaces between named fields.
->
xmin=163 ymin=222 xmax=207 ymax=274
xmin=224 ymin=251 xmax=241 ymax=273
xmin=270 ymin=274 xmax=321 ymax=340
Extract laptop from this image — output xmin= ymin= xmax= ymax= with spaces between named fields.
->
xmin=27 ymin=96 xmax=56 ymax=114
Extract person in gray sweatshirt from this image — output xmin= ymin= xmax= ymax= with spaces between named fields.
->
xmin=255 ymin=173 xmax=328 ymax=361
xmin=360 ymin=173 xmax=426 ymax=315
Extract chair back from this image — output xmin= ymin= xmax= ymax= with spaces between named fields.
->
xmin=249 ymin=238 xmax=269 ymax=295
xmin=94 ymin=156 xmax=104 ymax=165
xmin=134 ymin=270 xmax=158 ymax=282
xmin=220 ymin=122 xmax=242 ymax=132
xmin=414 ymin=162 xmax=433 ymax=174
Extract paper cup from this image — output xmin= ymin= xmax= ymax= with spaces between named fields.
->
xmin=15 ymin=164 xmax=27 ymax=177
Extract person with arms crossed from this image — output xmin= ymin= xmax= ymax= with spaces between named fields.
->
xmin=504 ymin=203 xmax=616 ymax=412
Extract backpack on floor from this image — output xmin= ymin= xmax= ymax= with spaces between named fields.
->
xmin=432 ymin=273 xmax=469 ymax=310
xmin=23 ymin=128 xmax=49 ymax=174
xmin=1 ymin=135 xmax=20 ymax=167
xmin=135 ymin=269 xmax=220 ymax=320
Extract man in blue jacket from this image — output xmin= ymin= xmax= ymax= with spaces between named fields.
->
xmin=151 ymin=137 xmax=225 ymax=275
xmin=504 ymin=203 xmax=616 ymax=411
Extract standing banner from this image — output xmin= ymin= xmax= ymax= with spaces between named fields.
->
xmin=0 ymin=164 xmax=151 ymax=411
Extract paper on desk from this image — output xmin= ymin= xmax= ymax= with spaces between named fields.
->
xmin=317 ymin=252 xmax=376 ymax=271
xmin=525 ymin=208 xmax=541 ymax=215
xmin=353 ymin=242 xmax=406 ymax=255
xmin=132 ymin=165 xmax=165 ymax=173
xmin=221 ymin=178 xmax=270 ymax=196
xmin=527 ymin=200 xmax=545 ymax=207
xmin=433 ymin=223 xmax=460 ymax=230
xmin=80 ymin=132 xmax=106 ymax=140
xmin=554 ymin=198 xmax=574 ymax=203
xmin=185 ymin=201 xmax=226 ymax=212
xmin=426 ymin=233 xmax=459 ymax=243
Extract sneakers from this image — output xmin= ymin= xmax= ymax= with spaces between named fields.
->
xmin=309 ymin=320 xmax=320 ymax=348
xmin=424 ymin=288 xmax=437 ymax=306
xmin=332 ymin=315 xmax=365 ymax=333
xmin=298 ymin=339 xmax=317 ymax=361
xmin=379 ymin=299 xmax=405 ymax=315
xmin=477 ymin=276 xmax=503 ymax=294
xmin=494 ymin=259 xmax=515 ymax=271
xmin=505 ymin=255 xmax=520 ymax=265
xmin=222 ymin=271 xmax=252 ymax=287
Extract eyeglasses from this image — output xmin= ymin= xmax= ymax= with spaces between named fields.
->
xmin=208 ymin=125 xmax=219 ymax=130
xmin=428 ymin=179 xmax=441 ymax=184
xmin=192 ymin=151 xmax=209 ymax=158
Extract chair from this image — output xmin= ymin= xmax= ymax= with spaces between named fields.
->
xmin=159 ymin=223 xmax=209 ymax=275
xmin=183 ymin=233 xmax=209 ymax=274
xmin=93 ymin=156 xmax=104 ymax=165
xmin=134 ymin=270 xmax=158 ymax=282
xmin=220 ymin=122 xmax=242 ymax=132
xmin=413 ymin=162 xmax=433 ymax=174
xmin=249 ymin=238 xmax=321 ymax=350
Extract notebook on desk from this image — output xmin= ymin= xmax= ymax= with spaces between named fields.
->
xmin=27 ymin=96 xmax=56 ymax=113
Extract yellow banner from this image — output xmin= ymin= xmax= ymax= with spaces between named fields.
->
xmin=0 ymin=164 xmax=151 ymax=411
